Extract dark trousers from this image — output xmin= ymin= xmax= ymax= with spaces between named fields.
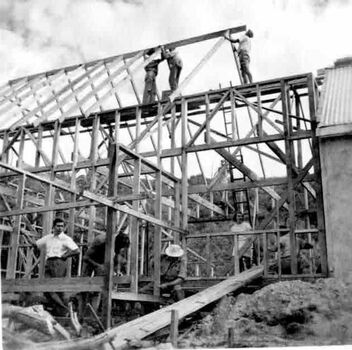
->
xmin=240 ymin=256 xmax=251 ymax=272
xmin=44 ymin=257 xmax=67 ymax=316
xmin=143 ymin=70 xmax=157 ymax=104
xmin=79 ymin=262 xmax=105 ymax=314
xmin=169 ymin=65 xmax=182 ymax=91
xmin=239 ymin=50 xmax=253 ymax=84
xmin=140 ymin=277 xmax=184 ymax=301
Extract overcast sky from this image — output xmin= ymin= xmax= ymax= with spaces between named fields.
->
xmin=0 ymin=0 xmax=351 ymax=85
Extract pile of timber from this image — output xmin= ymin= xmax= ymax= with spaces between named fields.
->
xmin=2 ymin=304 xmax=72 ymax=349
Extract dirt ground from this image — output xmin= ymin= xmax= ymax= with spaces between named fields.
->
xmin=179 ymin=278 xmax=352 ymax=348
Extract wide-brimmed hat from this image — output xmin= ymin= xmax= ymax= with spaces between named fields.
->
xmin=165 ymin=244 xmax=184 ymax=258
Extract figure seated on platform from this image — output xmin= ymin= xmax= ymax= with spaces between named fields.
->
xmin=140 ymin=244 xmax=187 ymax=302
xmin=268 ymin=230 xmax=313 ymax=274
xmin=79 ymin=232 xmax=130 ymax=316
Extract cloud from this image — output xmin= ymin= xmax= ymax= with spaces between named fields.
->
xmin=0 ymin=0 xmax=351 ymax=84
xmin=0 ymin=0 xmax=351 ymax=177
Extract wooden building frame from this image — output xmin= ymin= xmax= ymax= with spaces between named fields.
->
xmin=0 ymin=25 xmax=328 ymax=327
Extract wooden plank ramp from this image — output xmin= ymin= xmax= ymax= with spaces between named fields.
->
xmin=35 ymin=266 xmax=263 ymax=350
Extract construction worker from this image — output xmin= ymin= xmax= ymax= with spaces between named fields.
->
xmin=230 ymin=212 xmax=253 ymax=272
xmin=140 ymin=244 xmax=187 ymax=301
xmin=142 ymin=48 xmax=165 ymax=104
xmin=80 ymin=232 xmax=130 ymax=312
xmin=163 ymin=47 xmax=183 ymax=92
xmin=225 ymin=29 xmax=254 ymax=84
xmin=34 ymin=218 xmax=80 ymax=316
xmin=269 ymin=230 xmax=314 ymax=274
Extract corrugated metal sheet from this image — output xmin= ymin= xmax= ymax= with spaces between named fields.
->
xmin=317 ymin=64 xmax=352 ymax=126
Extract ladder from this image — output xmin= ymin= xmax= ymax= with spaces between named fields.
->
xmin=219 ymin=83 xmax=252 ymax=224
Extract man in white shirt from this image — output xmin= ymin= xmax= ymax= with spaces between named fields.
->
xmin=230 ymin=211 xmax=253 ymax=271
xmin=34 ymin=217 xmax=79 ymax=315
xmin=226 ymin=29 xmax=254 ymax=84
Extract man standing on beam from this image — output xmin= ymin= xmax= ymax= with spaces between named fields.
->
xmin=163 ymin=47 xmax=183 ymax=92
xmin=34 ymin=217 xmax=79 ymax=316
xmin=226 ymin=29 xmax=254 ymax=84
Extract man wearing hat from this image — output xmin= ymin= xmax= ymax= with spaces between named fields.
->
xmin=225 ymin=29 xmax=254 ymax=84
xmin=141 ymin=243 xmax=187 ymax=301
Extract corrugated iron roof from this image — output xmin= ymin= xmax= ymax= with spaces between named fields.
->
xmin=317 ymin=63 xmax=352 ymax=127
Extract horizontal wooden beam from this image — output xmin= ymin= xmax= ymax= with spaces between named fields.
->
xmin=111 ymin=292 xmax=165 ymax=303
xmin=143 ymin=130 xmax=313 ymax=158
xmin=9 ymin=25 xmax=246 ymax=85
xmin=186 ymin=228 xmax=318 ymax=239
xmin=187 ymin=176 xmax=315 ymax=194
xmin=0 ymin=161 xmax=185 ymax=234
xmin=1 ymin=276 xmax=105 ymax=293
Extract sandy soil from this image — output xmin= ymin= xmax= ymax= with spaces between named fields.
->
xmin=179 ymin=278 xmax=352 ymax=348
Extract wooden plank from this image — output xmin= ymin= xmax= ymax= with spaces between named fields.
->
xmin=153 ymin=105 xmax=163 ymax=296
xmin=187 ymin=123 xmax=208 ymax=184
xmin=0 ymin=200 xmax=101 ymax=217
xmin=82 ymin=49 xmax=158 ymax=118
xmin=111 ymin=292 xmax=165 ymax=303
xmin=170 ymin=309 xmax=179 ymax=347
xmin=169 ymin=34 xmax=227 ymax=102
xmin=307 ymin=74 xmax=328 ymax=275
xmin=33 ymin=266 xmax=263 ymax=350
xmin=123 ymin=58 xmax=141 ymax=104
xmin=105 ymin=63 xmax=123 ymax=107
xmin=0 ymin=72 xmax=64 ymax=114
xmin=281 ymin=80 xmax=297 ymax=274
xmin=146 ymin=130 xmax=312 ymax=159
xmin=181 ymin=99 xmax=188 ymax=232
xmin=9 ymin=25 xmax=246 ymax=86
xmin=0 ymin=161 xmax=185 ymax=234
xmin=88 ymin=116 xmax=99 ymax=244
xmin=16 ymin=128 xmax=25 ymax=168
xmin=23 ymin=127 xmax=51 ymax=166
xmin=6 ymin=174 xmax=25 ymax=279
xmin=1 ymin=277 xmax=105 ymax=293
xmin=205 ymin=94 xmax=210 ymax=143
xmin=117 ymin=142 xmax=178 ymax=183
xmin=186 ymin=228 xmax=317 ymax=239
xmin=130 ymin=158 xmax=141 ymax=293
xmin=102 ymin=143 xmax=119 ymax=328
xmin=54 ymin=58 xmax=130 ymax=124
xmin=0 ymin=128 xmax=21 ymax=158
xmin=9 ymin=63 xmax=107 ymax=130
xmin=0 ymin=130 xmax=9 ymax=163
xmin=189 ymin=194 xmax=225 ymax=216
xmin=186 ymin=91 xmax=230 ymax=147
